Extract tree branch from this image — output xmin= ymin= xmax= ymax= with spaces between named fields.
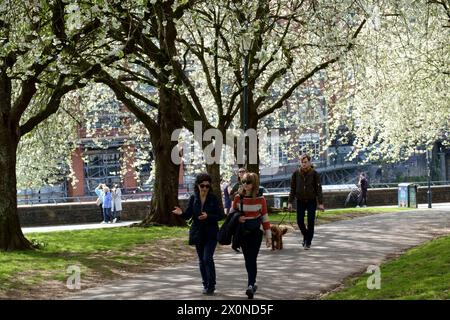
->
xmin=258 ymin=19 xmax=366 ymax=120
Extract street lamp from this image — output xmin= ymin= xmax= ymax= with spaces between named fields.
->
xmin=241 ymin=36 xmax=253 ymax=168
xmin=241 ymin=36 xmax=252 ymax=131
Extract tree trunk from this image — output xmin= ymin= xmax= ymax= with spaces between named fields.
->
xmin=138 ymin=137 xmax=185 ymax=226
xmin=0 ymin=126 xmax=33 ymax=251
xmin=205 ymin=162 xmax=224 ymax=210
xmin=137 ymin=88 xmax=185 ymax=227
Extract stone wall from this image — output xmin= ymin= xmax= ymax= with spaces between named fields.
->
xmin=18 ymin=186 xmax=450 ymax=227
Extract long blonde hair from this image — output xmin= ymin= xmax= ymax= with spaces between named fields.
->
xmin=238 ymin=172 xmax=260 ymax=198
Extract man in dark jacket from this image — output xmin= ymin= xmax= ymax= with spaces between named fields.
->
xmin=357 ymin=172 xmax=368 ymax=207
xmin=287 ymin=154 xmax=324 ymax=250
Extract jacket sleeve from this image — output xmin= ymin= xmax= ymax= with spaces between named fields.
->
xmin=181 ymin=195 xmax=195 ymax=220
xmin=288 ymin=171 xmax=297 ymax=204
xmin=229 ymin=182 xmax=239 ymax=199
xmin=315 ymin=171 xmax=324 ymax=205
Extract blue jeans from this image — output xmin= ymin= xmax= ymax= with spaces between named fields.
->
xmin=240 ymin=229 xmax=263 ymax=287
xmin=195 ymin=239 xmax=217 ymax=291
xmin=103 ymin=207 xmax=112 ymax=222
xmin=296 ymin=199 xmax=317 ymax=246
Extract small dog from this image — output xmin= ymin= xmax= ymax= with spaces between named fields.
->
xmin=270 ymin=225 xmax=288 ymax=250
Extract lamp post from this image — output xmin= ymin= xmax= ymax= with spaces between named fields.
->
xmin=241 ymin=36 xmax=252 ymax=167
xmin=426 ymin=149 xmax=432 ymax=208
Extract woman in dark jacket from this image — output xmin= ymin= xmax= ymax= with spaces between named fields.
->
xmin=172 ymin=173 xmax=222 ymax=295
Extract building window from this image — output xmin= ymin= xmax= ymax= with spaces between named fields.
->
xmin=84 ymin=149 xmax=122 ymax=194
xmin=299 ymin=133 xmax=320 ymax=160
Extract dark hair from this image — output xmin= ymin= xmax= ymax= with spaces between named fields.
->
xmin=237 ymin=167 xmax=247 ymax=182
xmin=194 ymin=173 xmax=213 ymax=194
xmin=300 ymin=154 xmax=311 ymax=162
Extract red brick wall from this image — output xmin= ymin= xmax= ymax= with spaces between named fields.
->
xmin=122 ymin=145 xmax=137 ymax=189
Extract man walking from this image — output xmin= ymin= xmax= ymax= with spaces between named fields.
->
xmin=287 ymin=154 xmax=324 ymax=250
xmin=357 ymin=173 xmax=368 ymax=207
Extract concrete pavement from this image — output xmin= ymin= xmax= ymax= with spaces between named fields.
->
xmin=68 ymin=206 xmax=450 ymax=300
xmin=22 ymin=221 xmax=140 ymax=234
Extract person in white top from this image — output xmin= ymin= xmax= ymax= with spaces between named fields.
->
xmin=111 ymin=184 xmax=123 ymax=223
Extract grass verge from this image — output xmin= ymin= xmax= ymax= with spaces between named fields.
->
xmin=0 ymin=226 xmax=192 ymax=299
xmin=322 ymin=235 xmax=450 ymax=299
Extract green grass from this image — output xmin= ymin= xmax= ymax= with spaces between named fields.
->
xmin=269 ymin=206 xmax=411 ymax=224
xmin=0 ymin=226 xmax=188 ymax=293
xmin=323 ymin=235 xmax=450 ymax=300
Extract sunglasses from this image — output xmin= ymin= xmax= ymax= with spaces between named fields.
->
xmin=199 ymin=184 xmax=210 ymax=189
xmin=241 ymin=180 xmax=253 ymax=185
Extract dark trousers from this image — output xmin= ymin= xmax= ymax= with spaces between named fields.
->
xmin=196 ymin=239 xmax=217 ymax=290
xmin=296 ymin=199 xmax=317 ymax=246
xmin=103 ymin=207 xmax=112 ymax=222
xmin=99 ymin=204 xmax=104 ymax=220
xmin=358 ymin=191 xmax=367 ymax=206
xmin=240 ymin=229 xmax=263 ymax=287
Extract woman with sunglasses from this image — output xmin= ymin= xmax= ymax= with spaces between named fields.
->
xmin=232 ymin=172 xmax=272 ymax=299
xmin=172 ymin=173 xmax=222 ymax=295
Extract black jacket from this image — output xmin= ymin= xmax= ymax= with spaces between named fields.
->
xmin=217 ymin=209 xmax=242 ymax=246
xmin=181 ymin=192 xmax=223 ymax=245
xmin=288 ymin=167 xmax=323 ymax=204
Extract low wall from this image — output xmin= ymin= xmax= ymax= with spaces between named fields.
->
xmin=18 ymin=186 xmax=450 ymax=227
xmin=18 ymin=200 xmax=152 ymax=227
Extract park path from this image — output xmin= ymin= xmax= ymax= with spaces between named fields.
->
xmin=69 ymin=206 xmax=450 ymax=300
xmin=22 ymin=221 xmax=139 ymax=234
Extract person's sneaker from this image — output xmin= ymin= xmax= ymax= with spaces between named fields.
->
xmin=304 ymin=244 xmax=311 ymax=250
xmin=252 ymin=284 xmax=258 ymax=293
xmin=113 ymin=218 xmax=117 ymax=223
xmin=246 ymin=285 xmax=254 ymax=299
xmin=232 ymin=246 xmax=241 ymax=253
xmin=356 ymin=205 xmax=361 ymax=208
xmin=100 ymin=221 xmax=106 ymax=224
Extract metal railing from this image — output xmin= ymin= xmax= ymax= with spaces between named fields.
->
xmin=16 ymin=181 xmax=450 ymax=205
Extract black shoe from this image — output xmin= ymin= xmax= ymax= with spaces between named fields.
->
xmin=304 ymin=244 xmax=311 ymax=250
xmin=246 ymin=285 xmax=254 ymax=299
xmin=202 ymin=288 xmax=215 ymax=295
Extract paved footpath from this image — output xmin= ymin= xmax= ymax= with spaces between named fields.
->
xmin=22 ymin=221 xmax=139 ymax=234
xmin=70 ymin=207 xmax=450 ymax=300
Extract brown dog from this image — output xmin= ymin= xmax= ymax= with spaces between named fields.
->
xmin=270 ymin=225 xmax=288 ymax=250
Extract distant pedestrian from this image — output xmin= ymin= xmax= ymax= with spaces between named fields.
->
xmin=96 ymin=185 xmax=112 ymax=223
xmin=229 ymin=167 xmax=247 ymax=200
xmin=222 ymin=181 xmax=232 ymax=215
xmin=95 ymin=183 xmax=104 ymax=222
xmin=232 ymin=172 xmax=271 ymax=299
xmin=111 ymin=184 xmax=122 ymax=223
xmin=287 ymin=154 xmax=324 ymax=250
xmin=172 ymin=173 xmax=223 ymax=295
xmin=357 ymin=173 xmax=368 ymax=207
